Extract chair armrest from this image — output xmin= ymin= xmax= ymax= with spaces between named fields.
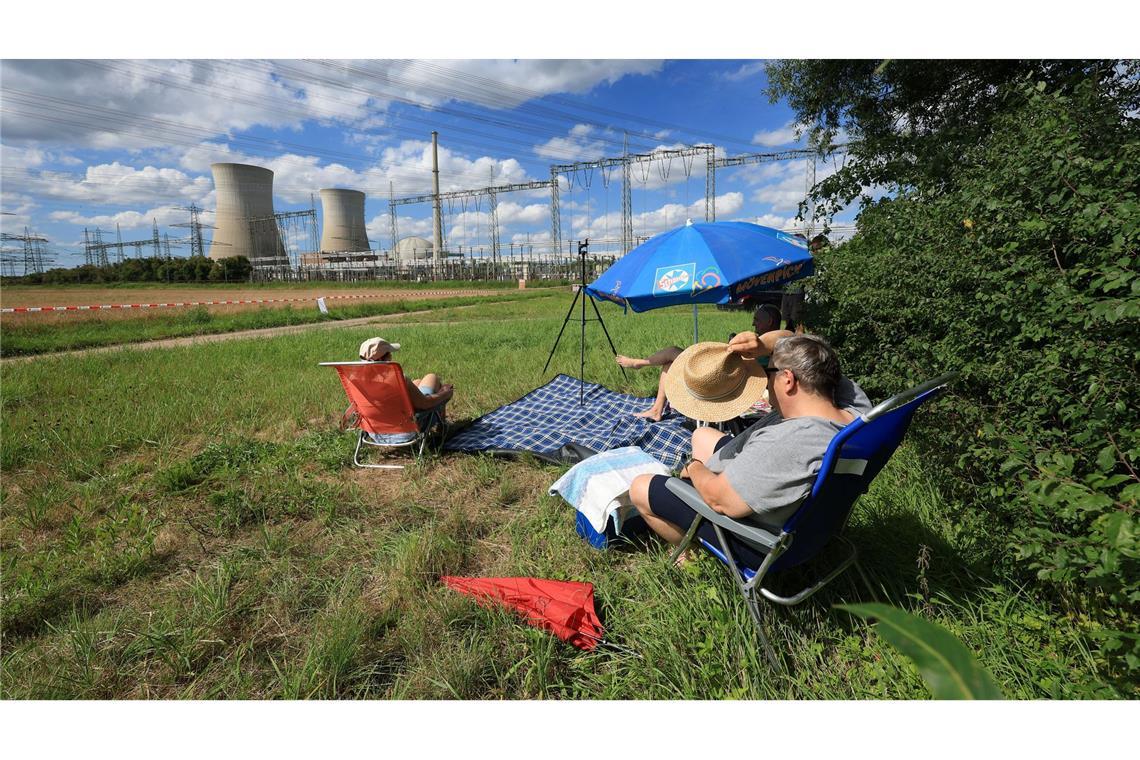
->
xmin=663 ymin=478 xmax=781 ymax=551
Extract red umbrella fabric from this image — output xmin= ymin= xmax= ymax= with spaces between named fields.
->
xmin=441 ymin=576 xmax=605 ymax=651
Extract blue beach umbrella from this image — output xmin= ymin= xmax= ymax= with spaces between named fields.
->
xmin=585 ymin=219 xmax=814 ymax=319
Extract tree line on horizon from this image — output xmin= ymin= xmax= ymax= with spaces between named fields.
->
xmin=3 ymin=255 xmax=253 ymax=285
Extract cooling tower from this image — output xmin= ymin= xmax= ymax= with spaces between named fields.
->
xmin=207 ymin=163 xmax=287 ymax=263
xmin=319 ymin=189 xmax=370 ymax=253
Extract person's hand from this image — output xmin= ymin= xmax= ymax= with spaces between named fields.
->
xmin=727 ymin=331 xmax=763 ymax=359
xmin=679 ymin=458 xmax=701 ymax=479
xmin=437 ymin=384 xmax=454 ymax=403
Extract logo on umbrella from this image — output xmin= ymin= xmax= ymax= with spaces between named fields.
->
xmin=692 ymin=267 xmax=723 ymax=297
xmin=654 ymin=264 xmax=695 ymax=295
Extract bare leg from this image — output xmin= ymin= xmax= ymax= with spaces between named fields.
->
xmin=413 ymin=373 xmax=441 ymax=393
xmin=630 ymin=474 xmax=687 ymax=545
xmin=691 ymin=426 xmax=729 ymax=462
xmin=615 ymin=355 xmax=649 ymax=369
xmin=632 ymin=361 xmax=672 ymax=420
xmin=617 ymin=345 xmax=682 ymax=370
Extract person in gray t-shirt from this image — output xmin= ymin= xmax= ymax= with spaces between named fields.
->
xmin=702 ymin=373 xmax=871 ymax=529
xmin=629 ymin=331 xmax=871 ymax=559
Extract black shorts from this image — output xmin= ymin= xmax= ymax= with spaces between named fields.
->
xmin=646 ymin=435 xmax=766 ymax=568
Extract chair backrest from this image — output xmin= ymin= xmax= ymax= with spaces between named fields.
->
xmin=321 ymin=361 xmax=417 ymax=436
xmin=772 ymin=373 xmax=957 ymax=570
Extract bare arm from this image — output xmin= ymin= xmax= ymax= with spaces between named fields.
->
xmin=684 ymin=460 xmax=754 ymax=520
xmin=726 ymin=329 xmax=794 ymax=360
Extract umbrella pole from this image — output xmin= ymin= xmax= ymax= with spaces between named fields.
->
xmin=693 ymin=304 xmax=699 ymax=344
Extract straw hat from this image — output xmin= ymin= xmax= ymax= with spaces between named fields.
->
xmin=359 ymin=337 xmax=401 ymax=361
xmin=662 ymin=341 xmax=767 ymax=422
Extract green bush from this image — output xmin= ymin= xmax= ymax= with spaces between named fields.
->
xmin=806 ymin=80 xmax=1139 ymax=671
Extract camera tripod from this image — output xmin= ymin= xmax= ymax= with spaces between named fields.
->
xmin=542 ymin=239 xmax=626 ymax=406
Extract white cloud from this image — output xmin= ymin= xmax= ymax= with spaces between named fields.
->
xmin=751 ymin=121 xmax=804 ymax=147
xmin=572 ymin=191 xmax=744 ymax=243
xmin=753 ymin=213 xmax=799 ymax=229
xmin=1 ymin=60 xmax=664 ymax=154
xmin=171 ymin=138 xmax=536 ymax=205
xmin=746 ymin=158 xmax=840 ymax=212
xmin=47 ymin=204 xmax=188 ymax=232
xmin=0 ymin=193 xmax=38 ymax=233
xmin=535 ymin=124 xmax=610 ymax=161
xmin=10 ymin=162 xmax=215 ymax=207
xmin=723 ymin=62 xmax=766 ymax=82
xmin=390 ymin=60 xmax=664 ymax=109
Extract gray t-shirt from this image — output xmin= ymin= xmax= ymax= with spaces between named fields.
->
xmin=704 ymin=377 xmax=872 ymax=529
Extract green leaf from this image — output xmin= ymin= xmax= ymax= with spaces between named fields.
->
xmin=839 ymin=603 xmax=1004 ymax=700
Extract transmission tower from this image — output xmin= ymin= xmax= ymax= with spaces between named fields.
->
xmin=621 ymin=133 xmax=632 ymax=255
xmin=552 ymin=143 xmax=714 ymax=256
xmin=549 ymin=170 xmax=561 ymax=256
xmin=703 ymin=144 xmax=716 ymax=221
xmin=388 ymin=181 xmax=399 ymax=254
xmin=1 ymin=227 xmax=50 ymax=275
xmin=173 ymin=204 xmax=211 ymax=257
xmin=90 ymin=228 xmax=110 ymax=266
xmin=488 ymin=187 xmax=500 ymax=268
xmin=390 ymin=178 xmax=557 ymax=258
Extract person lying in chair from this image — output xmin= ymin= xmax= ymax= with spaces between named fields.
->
xmin=628 ymin=332 xmax=871 ymax=565
xmin=358 ymin=336 xmax=454 ymax=444
xmin=614 ymin=304 xmax=782 ymax=421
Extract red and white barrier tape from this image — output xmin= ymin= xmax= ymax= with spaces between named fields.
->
xmin=1 ymin=291 xmax=486 ymax=314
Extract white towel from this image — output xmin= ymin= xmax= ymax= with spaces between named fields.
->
xmin=549 ymin=447 xmax=670 ymax=535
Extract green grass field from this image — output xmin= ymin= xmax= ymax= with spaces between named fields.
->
xmin=0 ymin=291 xmax=555 ymax=358
xmin=0 ymin=297 xmax=1123 ymax=698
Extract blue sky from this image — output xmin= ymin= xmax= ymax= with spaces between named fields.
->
xmin=1 ymin=59 xmax=859 ymax=269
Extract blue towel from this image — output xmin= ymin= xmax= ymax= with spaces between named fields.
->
xmin=443 ymin=374 xmax=692 ymax=469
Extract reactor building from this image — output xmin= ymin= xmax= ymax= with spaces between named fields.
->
xmin=319 ymin=189 xmax=370 ymax=253
xmin=207 ymin=162 xmax=288 ymax=265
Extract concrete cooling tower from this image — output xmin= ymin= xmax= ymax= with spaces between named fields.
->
xmin=319 ymin=189 xmax=370 ymax=253
xmin=207 ymin=163 xmax=287 ymax=263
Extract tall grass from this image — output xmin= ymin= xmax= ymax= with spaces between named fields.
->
xmin=0 ymin=297 xmax=1126 ymax=698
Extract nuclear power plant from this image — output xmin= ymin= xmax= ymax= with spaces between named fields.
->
xmin=42 ymin=131 xmax=827 ymax=283
xmin=208 ymin=163 xmax=288 ymax=266
xmin=319 ymin=189 xmax=370 ymax=253
xmin=159 ymin=136 xmax=751 ymax=281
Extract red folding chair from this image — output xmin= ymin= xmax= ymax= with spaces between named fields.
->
xmin=321 ymin=361 xmax=447 ymax=469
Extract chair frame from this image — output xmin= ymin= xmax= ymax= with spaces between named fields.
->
xmin=351 ymin=407 xmax=446 ymax=470
xmin=665 ymin=372 xmax=958 ymax=671
xmin=321 ymin=361 xmax=448 ymax=470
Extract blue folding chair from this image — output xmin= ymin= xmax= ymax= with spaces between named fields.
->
xmin=664 ymin=372 xmax=958 ymax=671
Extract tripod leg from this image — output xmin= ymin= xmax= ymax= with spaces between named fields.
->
xmin=542 ymin=287 xmax=582 ymax=375
xmin=588 ymin=294 xmax=627 ymax=379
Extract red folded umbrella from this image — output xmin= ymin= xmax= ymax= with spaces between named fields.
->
xmin=441 ymin=576 xmax=605 ymax=651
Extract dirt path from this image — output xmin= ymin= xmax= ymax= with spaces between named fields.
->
xmin=2 ymin=301 xmax=518 ymax=364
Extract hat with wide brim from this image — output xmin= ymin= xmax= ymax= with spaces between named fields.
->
xmin=662 ymin=341 xmax=768 ymax=422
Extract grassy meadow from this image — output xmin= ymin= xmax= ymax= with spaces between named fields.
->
xmin=0 ymin=290 xmax=554 ymax=358
xmin=0 ymin=295 xmax=1123 ymax=698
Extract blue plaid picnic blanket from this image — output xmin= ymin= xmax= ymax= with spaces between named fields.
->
xmin=443 ymin=374 xmax=692 ymax=469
